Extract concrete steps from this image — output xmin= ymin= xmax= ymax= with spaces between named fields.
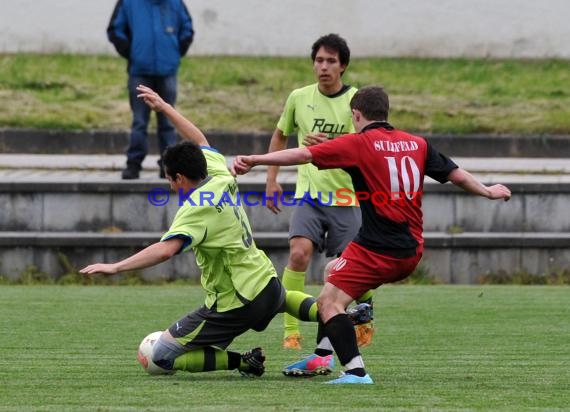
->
xmin=2 ymin=129 xmax=569 ymax=157
xmin=1 ymin=144 xmax=570 ymax=283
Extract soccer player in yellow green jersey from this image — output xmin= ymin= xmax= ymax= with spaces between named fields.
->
xmin=79 ymin=85 xmax=329 ymax=377
xmin=265 ymin=34 xmax=374 ymax=350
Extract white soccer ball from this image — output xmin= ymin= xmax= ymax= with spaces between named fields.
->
xmin=137 ymin=331 xmax=176 ymax=375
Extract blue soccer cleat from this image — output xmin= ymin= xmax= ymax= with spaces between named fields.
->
xmin=347 ymin=303 xmax=375 ymax=347
xmin=282 ymin=353 xmax=335 ymax=377
xmin=324 ymin=372 xmax=374 ymax=384
xmin=347 ymin=303 xmax=373 ymax=324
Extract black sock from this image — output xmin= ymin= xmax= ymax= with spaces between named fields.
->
xmin=314 ymin=348 xmax=334 ymax=357
xmin=316 ymin=318 xmax=325 ymax=342
xmin=345 ymin=367 xmax=366 ymax=377
xmin=314 ymin=318 xmax=333 ymax=356
xmin=227 ymin=351 xmax=242 ymax=370
xmin=323 ymin=313 xmax=360 ymax=365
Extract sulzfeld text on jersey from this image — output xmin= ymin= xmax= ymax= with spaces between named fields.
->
xmin=374 ymin=140 xmax=419 ymax=152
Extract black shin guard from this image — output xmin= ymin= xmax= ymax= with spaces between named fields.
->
xmin=323 ymin=314 xmax=360 ymax=366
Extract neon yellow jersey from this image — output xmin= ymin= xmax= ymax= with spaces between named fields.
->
xmin=277 ymin=83 xmax=357 ymax=205
xmin=161 ymin=148 xmax=277 ymax=312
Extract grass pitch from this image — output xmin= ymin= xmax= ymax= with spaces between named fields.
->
xmin=1 ymin=285 xmax=568 ymax=411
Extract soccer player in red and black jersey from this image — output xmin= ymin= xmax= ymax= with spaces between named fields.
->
xmin=232 ymin=86 xmax=511 ymax=384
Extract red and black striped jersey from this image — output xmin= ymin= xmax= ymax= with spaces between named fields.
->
xmin=308 ymin=122 xmax=457 ymax=257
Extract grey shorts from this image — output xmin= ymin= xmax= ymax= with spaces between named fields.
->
xmin=167 ymin=277 xmax=285 ymax=350
xmin=289 ymin=202 xmax=361 ymax=257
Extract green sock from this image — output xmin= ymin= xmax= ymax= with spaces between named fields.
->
xmin=284 ymin=290 xmax=318 ymax=322
xmin=281 ymin=267 xmax=306 ymax=337
xmin=356 ymin=290 xmax=374 ymax=305
xmin=173 ymin=347 xmax=230 ymax=372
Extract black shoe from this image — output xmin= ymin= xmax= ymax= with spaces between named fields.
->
xmin=238 ymin=347 xmax=265 ymax=377
xmin=121 ymin=164 xmax=140 ymax=180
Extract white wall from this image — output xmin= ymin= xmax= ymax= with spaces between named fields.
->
xmin=1 ymin=0 xmax=569 ymax=58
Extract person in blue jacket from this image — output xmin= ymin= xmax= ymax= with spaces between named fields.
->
xmin=107 ymin=0 xmax=194 ymax=180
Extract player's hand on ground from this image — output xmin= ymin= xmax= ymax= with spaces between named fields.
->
xmin=302 ymin=132 xmax=328 ymax=146
xmin=136 ymin=85 xmax=167 ymax=112
xmin=80 ymin=263 xmax=119 ymax=276
xmin=231 ymin=155 xmax=255 ymax=176
xmin=486 ymin=184 xmax=511 ymax=201
xmin=265 ymin=181 xmax=283 ymax=214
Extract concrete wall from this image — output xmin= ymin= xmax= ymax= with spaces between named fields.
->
xmin=1 ymin=179 xmax=570 ymax=283
xmin=1 ymin=0 xmax=569 ymax=58
xmin=2 ymin=181 xmax=570 ymax=234
xmin=3 ymin=233 xmax=570 ymax=284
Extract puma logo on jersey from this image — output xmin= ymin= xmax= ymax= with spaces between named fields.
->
xmin=307 ymin=104 xmax=318 ymax=111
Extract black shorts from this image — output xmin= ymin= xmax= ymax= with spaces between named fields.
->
xmin=168 ymin=277 xmax=285 ymax=350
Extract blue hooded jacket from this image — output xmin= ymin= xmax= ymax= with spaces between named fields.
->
xmin=107 ymin=0 xmax=194 ymax=76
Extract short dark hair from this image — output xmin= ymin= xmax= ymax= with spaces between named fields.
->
xmin=350 ymin=86 xmax=390 ymax=121
xmin=162 ymin=141 xmax=207 ymax=181
xmin=311 ymin=33 xmax=351 ymax=73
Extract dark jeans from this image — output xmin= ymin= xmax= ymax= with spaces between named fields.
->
xmin=126 ymin=75 xmax=178 ymax=167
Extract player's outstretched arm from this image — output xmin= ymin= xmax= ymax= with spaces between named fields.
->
xmin=80 ymin=238 xmax=183 ymax=276
xmin=231 ymin=147 xmax=313 ymax=176
xmin=302 ymin=132 xmax=328 ymax=146
xmin=136 ymin=85 xmax=208 ymax=147
xmin=447 ymin=168 xmax=511 ymax=201
xmin=265 ymin=128 xmax=289 ymax=214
